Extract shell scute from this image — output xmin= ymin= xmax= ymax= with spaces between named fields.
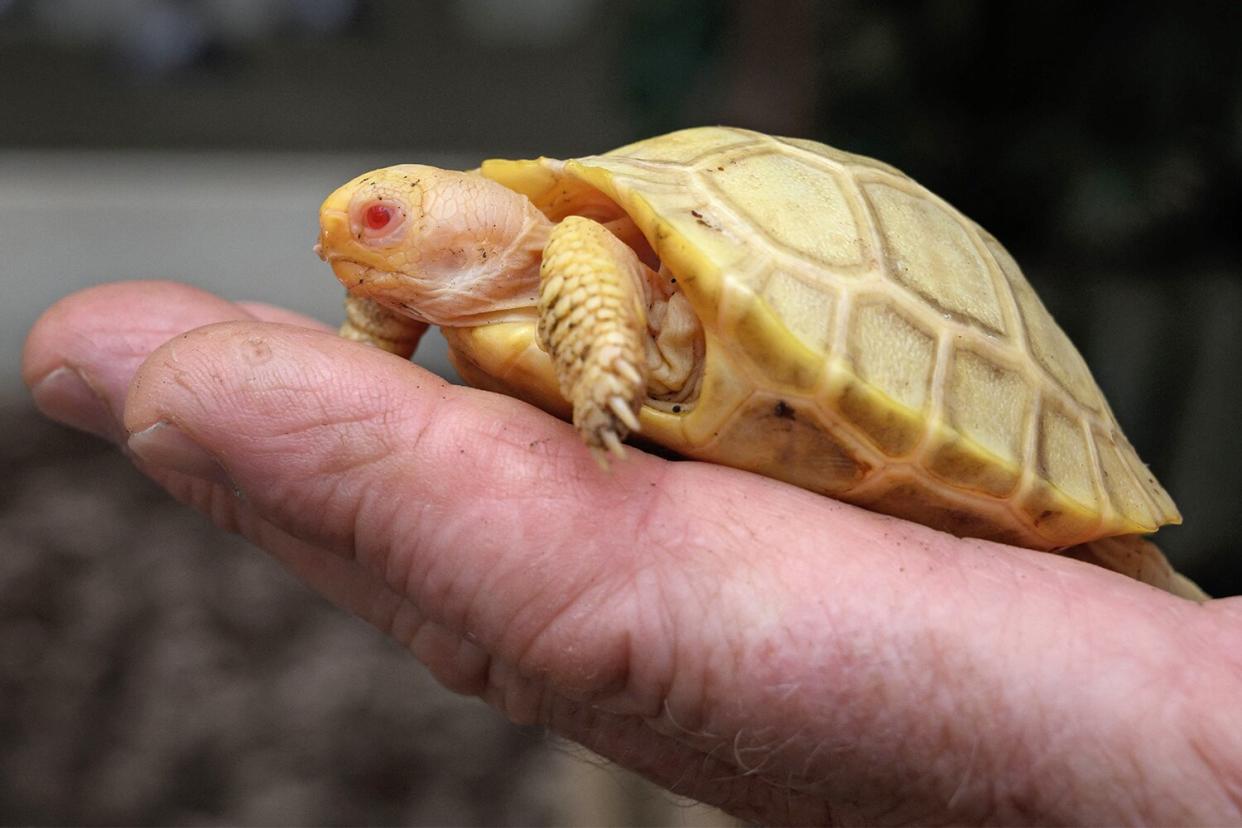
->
xmin=925 ymin=433 xmax=1021 ymax=499
xmin=858 ymin=479 xmax=1032 ymax=549
xmin=1037 ymin=399 xmax=1100 ymax=512
xmin=704 ymin=150 xmax=869 ymax=269
xmin=723 ymin=286 xmax=823 ymax=394
xmin=704 ymin=393 xmax=871 ymax=496
xmin=834 ymin=377 xmax=926 ymax=458
xmin=1096 ymin=429 xmax=1161 ymax=528
xmin=845 ymin=300 xmax=936 ymax=423
xmin=760 ymin=269 xmax=835 ymax=354
xmin=606 ymin=126 xmax=759 ymax=165
xmin=863 ymin=179 xmax=1007 ymax=335
xmin=478 ymin=127 xmax=1181 ymax=548
xmin=775 ymin=135 xmax=911 ymax=180
xmin=942 ymin=347 xmax=1032 ymax=473
xmin=1019 ymin=484 xmax=1102 ymax=546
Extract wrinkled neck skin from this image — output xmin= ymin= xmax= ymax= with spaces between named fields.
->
xmin=322 ymin=165 xmax=554 ymax=328
xmin=319 ymin=163 xmax=706 ymax=407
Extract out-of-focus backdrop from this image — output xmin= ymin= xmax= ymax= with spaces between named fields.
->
xmin=2 ymin=1 xmax=1239 ymax=824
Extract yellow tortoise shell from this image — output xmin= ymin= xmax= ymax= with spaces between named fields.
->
xmin=445 ymin=126 xmax=1179 ymax=550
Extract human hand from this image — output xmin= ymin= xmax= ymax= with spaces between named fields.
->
xmin=23 ymin=281 xmax=1242 ymax=825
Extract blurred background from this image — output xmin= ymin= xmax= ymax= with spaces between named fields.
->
xmin=1 ymin=0 xmax=1240 ymax=824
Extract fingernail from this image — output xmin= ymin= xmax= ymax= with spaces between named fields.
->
xmin=127 ymin=422 xmax=233 ymax=486
xmin=29 ymin=367 xmax=118 ymax=440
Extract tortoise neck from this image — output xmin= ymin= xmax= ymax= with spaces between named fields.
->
xmin=394 ymin=168 xmax=555 ymax=327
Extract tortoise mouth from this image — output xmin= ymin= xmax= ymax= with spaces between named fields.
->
xmin=317 ymin=206 xmax=402 ymax=294
xmin=329 ymin=260 xmax=411 ymax=309
xmin=329 ymin=259 xmax=366 ymax=285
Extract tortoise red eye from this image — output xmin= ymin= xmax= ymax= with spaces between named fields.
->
xmin=365 ymin=203 xmax=394 ymax=230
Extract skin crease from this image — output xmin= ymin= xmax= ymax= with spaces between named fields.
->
xmin=21 ymin=281 xmax=1242 ymax=826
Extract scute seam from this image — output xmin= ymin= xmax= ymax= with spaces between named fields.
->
xmin=552 ymin=128 xmax=1177 ymax=542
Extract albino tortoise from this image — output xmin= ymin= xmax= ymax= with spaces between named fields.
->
xmin=315 ymin=126 xmax=1203 ymax=600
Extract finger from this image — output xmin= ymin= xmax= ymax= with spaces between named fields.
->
xmin=23 ymin=280 xmax=271 ymax=441
xmin=21 ymin=280 xmax=516 ymax=697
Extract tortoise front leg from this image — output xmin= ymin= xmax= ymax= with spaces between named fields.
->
xmin=340 ymin=294 xmax=426 ymax=358
xmin=537 ymin=215 xmax=649 ymax=462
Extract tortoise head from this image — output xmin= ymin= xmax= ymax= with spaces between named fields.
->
xmin=316 ymin=164 xmax=552 ymax=326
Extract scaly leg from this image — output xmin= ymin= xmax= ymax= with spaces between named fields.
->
xmin=1066 ymin=535 xmax=1209 ymax=601
xmin=537 ymin=216 xmax=649 ymax=462
xmin=340 ymin=294 xmax=426 ymax=358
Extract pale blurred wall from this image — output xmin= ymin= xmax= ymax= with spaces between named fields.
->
xmin=0 ymin=150 xmax=465 ymax=392
xmin=0 ymin=0 xmax=651 ymax=395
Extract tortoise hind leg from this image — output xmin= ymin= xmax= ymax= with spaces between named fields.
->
xmin=1066 ymin=535 xmax=1209 ymax=602
xmin=537 ymin=215 xmax=650 ymax=463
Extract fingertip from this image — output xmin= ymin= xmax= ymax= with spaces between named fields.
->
xmin=22 ymin=281 xmax=340 ymax=443
xmin=28 ymin=365 xmax=122 ymax=441
xmin=23 ymin=279 xmax=252 ymax=386
xmin=23 ymin=281 xmax=261 ymax=439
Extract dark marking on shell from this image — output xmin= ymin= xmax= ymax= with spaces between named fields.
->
xmin=689 ymin=208 xmax=718 ymax=230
